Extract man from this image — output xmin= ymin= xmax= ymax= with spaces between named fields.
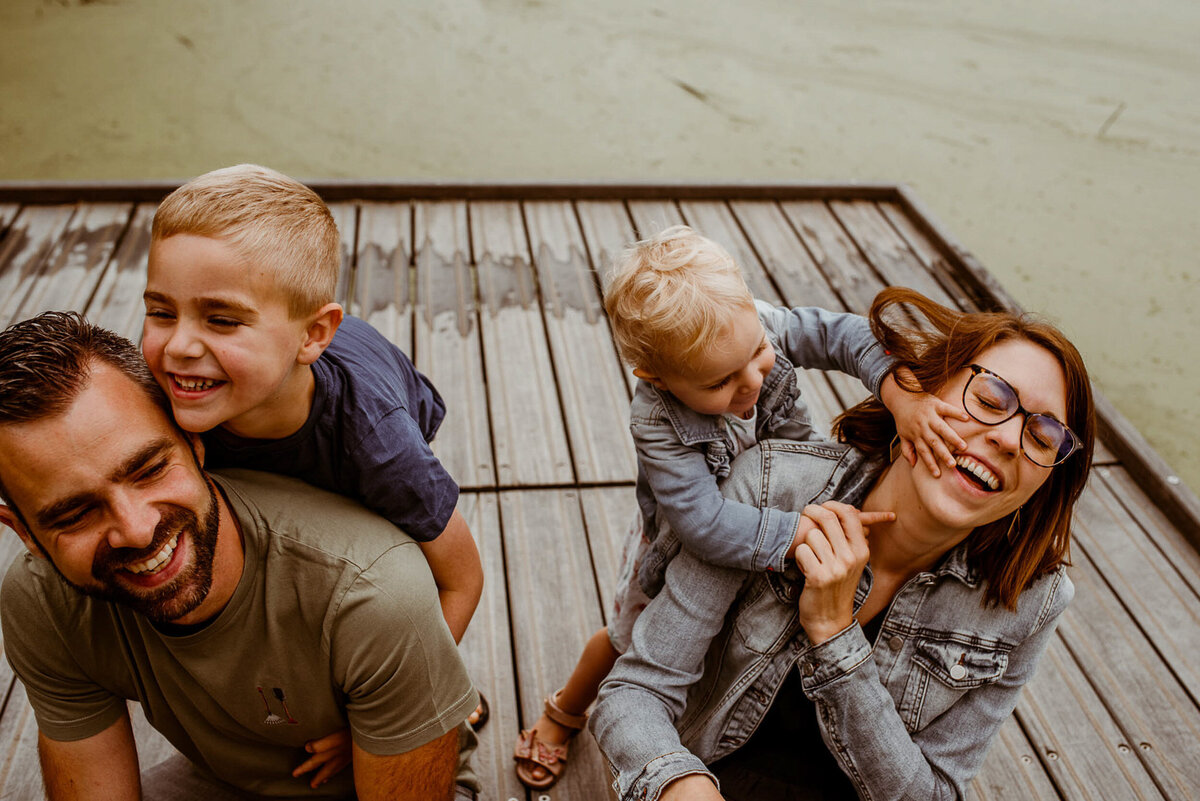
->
xmin=0 ymin=311 xmax=479 ymax=801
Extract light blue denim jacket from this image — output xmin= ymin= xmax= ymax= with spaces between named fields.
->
xmin=631 ymin=301 xmax=893 ymax=596
xmin=593 ymin=439 xmax=1074 ymax=801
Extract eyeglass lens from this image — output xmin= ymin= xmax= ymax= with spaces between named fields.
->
xmin=964 ymin=370 xmax=1076 ymax=466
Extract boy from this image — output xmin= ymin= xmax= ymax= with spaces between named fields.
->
xmin=141 ymin=165 xmax=485 ymax=784
xmin=512 ymin=225 xmax=967 ymax=789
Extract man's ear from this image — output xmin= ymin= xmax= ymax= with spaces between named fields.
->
xmin=632 ymin=367 xmax=669 ymax=391
xmin=297 ymin=303 xmax=344 ymax=366
xmin=0 ymin=505 xmax=45 ymax=560
xmin=186 ymin=431 xmax=206 ymax=469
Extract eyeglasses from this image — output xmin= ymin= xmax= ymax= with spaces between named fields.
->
xmin=962 ymin=364 xmax=1082 ymax=467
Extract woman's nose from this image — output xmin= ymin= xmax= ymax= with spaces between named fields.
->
xmin=986 ymin=414 xmax=1024 ymax=456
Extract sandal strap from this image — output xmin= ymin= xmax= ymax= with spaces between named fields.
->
xmin=543 ymin=691 xmax=588 ymax=731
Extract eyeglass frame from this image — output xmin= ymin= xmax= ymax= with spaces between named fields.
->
xmin=962 ymin=364 xmax=1083 ymax=467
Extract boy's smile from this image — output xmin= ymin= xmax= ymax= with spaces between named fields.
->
xmin=142 ymin=234 xmax=321 ymax=439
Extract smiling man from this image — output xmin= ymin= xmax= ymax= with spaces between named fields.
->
xmin=0 ymin=311 xmax=479 ymax=801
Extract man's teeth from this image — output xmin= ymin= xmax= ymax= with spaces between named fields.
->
xmin=175 ymin=376 xmax=218 ymax=391
xmin=124 ymin=532 xmax=180 ymax=575
xmin=955 ymin=455 xmax=1000 ymax=491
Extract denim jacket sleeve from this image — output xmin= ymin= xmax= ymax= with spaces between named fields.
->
xmin=632 ymin=413 xmax=802 ymax=574
xmin=591 ymin=549 xmax=748 ymax=801
xmin=756 ymin=300 xmax=894 ymax=400
xmin=798 ymin=569 xmax=1074 ymax=800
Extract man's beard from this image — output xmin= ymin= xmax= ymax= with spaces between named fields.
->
xmin=64 ymin=479 xmax=221 ymax=624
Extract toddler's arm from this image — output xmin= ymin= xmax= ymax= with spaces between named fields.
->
xmin=417 ymin=509 xmax=483 ymax=643
xmin=633 ymin=421 xmax=804 ymax=574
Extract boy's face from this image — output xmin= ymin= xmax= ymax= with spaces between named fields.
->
xmin=638 ymin=304 xmax=775 ymax=417
xmin=142 ymin=234 xmax=313 ymax=437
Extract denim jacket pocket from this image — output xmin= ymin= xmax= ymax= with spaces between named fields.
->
xmin=909 ymin=637 xmax=1009 ymax=731
xmin=732 ymin=578 xmax=798 ymax=655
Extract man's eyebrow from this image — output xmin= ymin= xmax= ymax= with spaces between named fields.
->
xmin=32 ymin=439 xmax=176 ymax=529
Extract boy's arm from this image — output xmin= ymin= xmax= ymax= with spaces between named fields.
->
xmin=38 ymin=714 xmax=141 ymax=801
xmin=758 ymin=301 xmax=893 ymax=398
xmin=634 ymin=420 xmax=803 ymax=574
xmin=416 ymin=509 xmax=483 ymax=643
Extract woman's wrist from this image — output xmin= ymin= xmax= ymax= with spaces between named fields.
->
xmin=802 ymin=616 xmax=856 ymax=646
xmin=661 ymin=772 xmax=723 ymax=800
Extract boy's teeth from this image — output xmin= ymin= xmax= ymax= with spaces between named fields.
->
xmin=175 ymin=376 xmax=217 ymax=391
xmin=124 ymin=532 xmax=180 ymax=575
xmin=955 ymin=455 xmax=1000 ymax=491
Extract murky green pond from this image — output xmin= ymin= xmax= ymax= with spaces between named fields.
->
xmin=2 ymin=0 xmax=1197 ymax=490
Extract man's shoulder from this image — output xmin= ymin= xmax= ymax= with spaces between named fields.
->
xmin=212 ymin=470 xmax=421 ymax=569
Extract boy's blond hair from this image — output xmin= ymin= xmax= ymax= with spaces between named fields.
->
xmin=604 ymin=225 xmax=755 ymax=375
xmin=151 ymin=164 xmax=339 ymax=318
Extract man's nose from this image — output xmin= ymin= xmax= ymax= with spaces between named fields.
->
xmin=106 ymin=492 xmax=160 ymax=551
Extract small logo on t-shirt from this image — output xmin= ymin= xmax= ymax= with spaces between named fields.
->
xmin=256 ymin=685 xmax=300 ymax=725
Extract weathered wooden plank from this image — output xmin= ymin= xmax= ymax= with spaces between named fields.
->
xmin=573 ymin=200 xmax=640 ymax=397
xmin=0 ymin=204 xmax=77 ymax=328
xmin=972 ymin=716 xmax=1062 ymax=801
xmin=831 ymin=199 xmax=953 ymax=307
xmin=1057 ymin=545 xmax=1200 ymax=797
xmin=85 ymin=204 xmax=155 ymax=340
xmin=0 ymin=205 xmax=18 ymax=233
xmin=0 ymin=681 xmax=43 ymax=800
xmin=470 ymin=201 xmax=573 ymax=486
xmin=413 ymin=201 xmax=495 ymax=489
xmin=14 ymin=203 xmax=131 ymax=324
xmin=878 ymin=201 xmax=989 ymax=314
xmin=626 ymin=200 xmax=684 ymax=239
xmin=1097 ymin=466 xmax=1200 ymax=600
xmin=501 ymin=489 xmax=610 ymax=799
xmin=779 ymin=201 xmax=881 ymax=316
xmin=579 ymin=487 xmax=640 ymax=621
xmin=729 ymin=201 xmax=844 ymax=311
xmin=329 ymin=202 xmax=357 ymax=308
xmin=456 ymin=492 xmax=524 ymax=800
xmin=1072 ymin=476 xmax=1200 ymax=697
xmin=1017 ymin=635 xmax=1165 ymax=799
xmin=525 ymin=201 xmax=637 ymax=484
xmin=678 ymin=201 xmax=781 ymax=304
xmin=352 ymin=202 xmax=413 ymax=355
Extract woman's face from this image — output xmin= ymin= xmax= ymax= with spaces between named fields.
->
xmin=912 ymin=338 xmax=1070 ymax=533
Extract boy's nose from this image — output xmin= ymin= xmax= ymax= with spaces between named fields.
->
xmin=164 ymin=325 xmax=205 ymax=360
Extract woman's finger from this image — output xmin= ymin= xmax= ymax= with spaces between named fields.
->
xmin=857 ymin=511 xmax=895 ymax=527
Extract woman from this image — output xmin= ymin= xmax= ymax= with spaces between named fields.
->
xmin=590 ymin=287 xmax=1094 ymax=801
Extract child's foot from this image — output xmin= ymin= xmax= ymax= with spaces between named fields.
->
xmin=513 ymin=691 xmax=588 ymax=789
xmin=468 ymin=692 xmax=490 ymax=732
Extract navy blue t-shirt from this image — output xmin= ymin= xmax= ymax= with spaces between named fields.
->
xmin=202 ymin=316 xmax=458 ymax=542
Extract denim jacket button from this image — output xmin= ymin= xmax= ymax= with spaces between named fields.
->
xmin=802 ymin=662 xmax=816 ymax=677
xmin=950 ymin=664 xmax=968 ymax=680
xmin=888 ymin=635 xmax=904 ymax=652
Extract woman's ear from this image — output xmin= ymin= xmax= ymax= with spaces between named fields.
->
xmin=298 ymin=303 xmax=344 ymax=366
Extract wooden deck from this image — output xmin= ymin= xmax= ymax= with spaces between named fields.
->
xmin=0 ymin=184 xmax=1198 ymax=800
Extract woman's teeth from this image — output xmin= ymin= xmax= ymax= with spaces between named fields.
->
xmin=124 ymin=532 xmax=180 ymax=575
xmin=174 ymin=376 xmax=218 ymax=391
xmin=955 ymin=455 xmax=1000 ymax=491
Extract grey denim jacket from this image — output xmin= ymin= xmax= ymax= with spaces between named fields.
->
xmin=631 ymin=301 xmax=893 ymax=595
xmin=593 ymin=440 xmax=1074 ymax=801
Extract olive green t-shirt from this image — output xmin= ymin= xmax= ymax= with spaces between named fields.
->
xmin=1 ymin=470 xmax=478 ymax=798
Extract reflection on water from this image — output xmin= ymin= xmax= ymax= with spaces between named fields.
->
xmin=1 ymin=0 xmax=1197 ymax=490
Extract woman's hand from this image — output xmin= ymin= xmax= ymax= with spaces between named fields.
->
xmin=794 ymin=502 xmax=886 ymax=645
xmin=661 ymin=773 xmax=726 ymax=800
xmin=292 ymin=728 xmax=352 ymax=788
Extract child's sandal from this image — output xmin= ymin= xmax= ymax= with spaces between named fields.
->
xmin=513 ymin=691 xmax=588 ymax=790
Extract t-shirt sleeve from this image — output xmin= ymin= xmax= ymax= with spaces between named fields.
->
xmin=328 ymin=543 xmax=477 ymax=755
xmin=0 ymin=558 xmax=126 ymax=742
xmin=349 ymin=408 xmax=460 ymax=542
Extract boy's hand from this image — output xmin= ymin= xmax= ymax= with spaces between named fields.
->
xmin=881 ymin=368 xmax=968 ymax=478
xmin=293 ymin=728 xmax=352 ymax=788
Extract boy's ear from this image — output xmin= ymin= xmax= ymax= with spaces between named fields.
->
xmin=632 ymin=367 xmax=669 ymax=391
xmin=0 ymin=505 xmax=45 ymax=561
xmin=297 ymin=303 xmax=344 ymax=366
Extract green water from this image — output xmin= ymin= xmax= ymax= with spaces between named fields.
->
xmin=2 ymin=0 xmax=1198 ymax=491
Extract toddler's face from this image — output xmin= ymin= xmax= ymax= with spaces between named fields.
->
xmin=640 ymin=304 xmax=774 ymax=417
xmin=142 ymin=233 xmax=312 ymax=437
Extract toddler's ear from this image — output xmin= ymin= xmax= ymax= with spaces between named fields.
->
xmin=632 ymin=367 xmax=669 ymax=391
xmin=298 ymin=303 xmax=344 ymax=365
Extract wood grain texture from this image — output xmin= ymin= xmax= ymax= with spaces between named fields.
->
xmin=413 ymin=200 xmax=495 ymax=489
xmin=86 ymin=203 xmax=155 ymax=339
xmin=353 ymin=201 xmax=413 ymax=355
xmin=329 ymin=202 xmax=358 ymax=308
xmin=0 ymin=204 xmax=78 ymax=327
xmin=470 ymin=201 xmax=573 ymax=486
xmin=525 ymin=201 xmax=636 ymax=484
